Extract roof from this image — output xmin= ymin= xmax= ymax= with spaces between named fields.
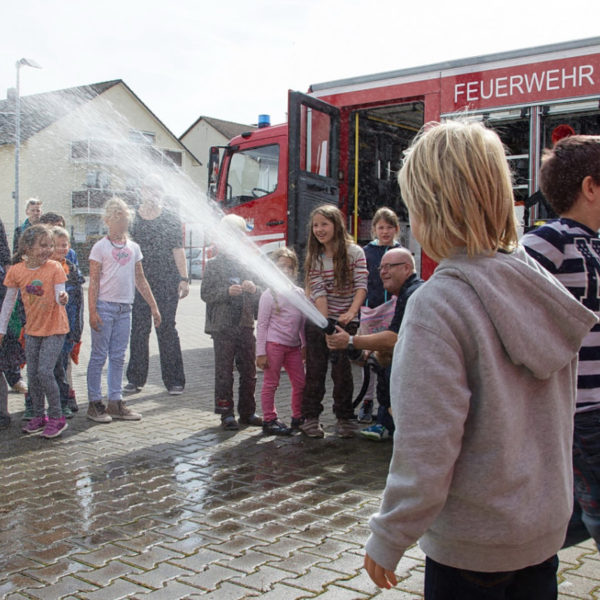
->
xmin=309 ymin=36 xmax=600 ymax=93
xmin=0 ymin=80 xmax=120 ymax=146
xmin=0 ymin=79 xmax=202 ymax=164
xmin=180 ymin=115 xmax=256 ymax=141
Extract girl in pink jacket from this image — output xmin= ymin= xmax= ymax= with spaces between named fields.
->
xmin=256 ymin=248 xmax=306 ymax=436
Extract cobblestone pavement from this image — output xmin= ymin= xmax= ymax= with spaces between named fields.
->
xmin=1 ymin=281 xmax=598 ymax=599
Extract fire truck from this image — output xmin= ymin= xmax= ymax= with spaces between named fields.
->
xmin=208 ymin=37 xmax=600 ymax=277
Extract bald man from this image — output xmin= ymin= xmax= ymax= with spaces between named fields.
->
xmin=327 ymin=247 xmax=424 ymax=440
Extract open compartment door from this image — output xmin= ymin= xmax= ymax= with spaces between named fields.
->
xmin=287 ymin=90 xmax=340 ymax=253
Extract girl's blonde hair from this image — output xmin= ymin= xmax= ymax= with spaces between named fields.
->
xmin=12 ymin=224 xmax=52 ymax=264
xmin=103 ymin=197 xmax=132 ymax=223
xmin=398 ymin=120 xmax=518 ymax=262
xmin=271 ymin=246 xmax=299 ymax=277
xmin=371 ymin=207 xmax=399 ymax=241
xmin=304 ymin=205 xmax=353 ymax=291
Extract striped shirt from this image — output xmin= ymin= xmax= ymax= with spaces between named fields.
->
xmin=522 ymin=218 xmax=600 ymax=413
xmin=308 ymin=243 xmax=368 ymax=322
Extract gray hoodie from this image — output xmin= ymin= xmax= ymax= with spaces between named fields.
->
xmin=366 ymin=246 xmax=598 ymax=573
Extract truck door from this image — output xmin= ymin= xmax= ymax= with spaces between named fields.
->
xmin=287 ymin=90 xmax=340 ymax=254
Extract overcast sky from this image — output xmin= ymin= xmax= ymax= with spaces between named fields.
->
xmin=1 ymin=0 xmax=598 ymax=137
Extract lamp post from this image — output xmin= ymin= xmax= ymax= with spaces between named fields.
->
xmin=14 ymin=58 xmax=42 ymax=230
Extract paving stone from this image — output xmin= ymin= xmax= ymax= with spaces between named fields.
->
xmin=177 ymin=563 xmax=242 ymax=590
xmin=169 ymin=547 xmax=233 ymax=572
xmin=118 ymin=546 xmax=184 ymax=570
xmin=76 ymin=560 xmax=143 ymax=587
xmin=282 ymin=565 xmax=351 ymax=593
xmin=253 ymin=582 xmax=317 ymax=599
xmin=78 ymin=577 xmax=151 ymax=600
xmin=316 ymin=584 xmax=371 ymax=599
xmin=22 ymin=575 xmax=96 ymax=600
xmin=70 ymin=543 xmax=138 ymax=567
xmin=301 ymin=537 xmax=362 ymax=559
xmin=229 ymin=564 xmax=290 ymax=591
xmin=127 ymin=562 xmax=194 ymax=588
xmin=206 ymin=535 xmax=270 ymax=557
xmin=557 ymin=573 xmax=600 ymax=599
xmin=193 ymin=581 xmax=261 ymax=599
xmin=215 ymin=549 xmax=278 ymax=574
xmin=22 ymin=559 xmax=93 ymax=585
xmin=272 ymin=551 xmax=325 ymax=575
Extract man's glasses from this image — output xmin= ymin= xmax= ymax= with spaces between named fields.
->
xmin=378 ymin=262 xmax=408 ymax=273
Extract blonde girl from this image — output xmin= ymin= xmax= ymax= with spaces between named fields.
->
xmin=0 ymin=224 xmax=69 ymax=439
xmin=86 ymin=198 xmax=161 ymax=424
xmin=300 ymin=205 xmax=368 ymax=438
xmin=256 ymin=247 xmax=306 ymax=435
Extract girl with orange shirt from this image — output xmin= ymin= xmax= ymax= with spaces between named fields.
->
xmin=0 ymin=224 xmax=69 ymax=438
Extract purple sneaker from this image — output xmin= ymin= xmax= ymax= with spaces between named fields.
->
xmin=22 ymin=415 xmax=48 ymax=434
xmin=42 ymin=416 xmax=68 ymax=439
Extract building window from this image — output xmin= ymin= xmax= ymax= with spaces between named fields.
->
xmin=129 ymin=130 xmax=156 ymax=144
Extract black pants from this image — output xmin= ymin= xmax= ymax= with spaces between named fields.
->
xmin=301 ymin=321 xmax=358 ymax=420
xmin=212 ymin=328 xmax=256 ymax=418
xmin=126 ymin=283 xmax=185 ymax=390
xmin=424 ymin=555 xmax=558 ymax=600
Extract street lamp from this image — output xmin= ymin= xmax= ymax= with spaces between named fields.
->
xmin=14 ymin=58 xmax=42 ymax=230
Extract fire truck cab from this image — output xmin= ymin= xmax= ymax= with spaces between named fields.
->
xmin=209 ymin=37 xmax=600 ymax=277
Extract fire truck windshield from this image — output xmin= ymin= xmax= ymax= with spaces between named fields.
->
xmin=225 ymin=144 xmax=279 ymax=207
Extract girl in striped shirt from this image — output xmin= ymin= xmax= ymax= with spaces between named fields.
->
xmin=299 ymin=205 xmax=368 ymax=439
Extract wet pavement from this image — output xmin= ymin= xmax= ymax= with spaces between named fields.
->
xmin=0 ymin=281 xmax=598 ymax=599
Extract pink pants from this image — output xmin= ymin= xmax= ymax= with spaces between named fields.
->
xmin=260 ymin=341 xmax=305 ymax=422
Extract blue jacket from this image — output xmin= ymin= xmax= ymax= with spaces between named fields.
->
xmin=363 ymin=241 xmax=401 ymax=308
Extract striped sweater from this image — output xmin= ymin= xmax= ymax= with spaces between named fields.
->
xmin=308 ymin=244 xmax=368 ymax=322
xmin=522 ymin=218 xmax=600 ymax=413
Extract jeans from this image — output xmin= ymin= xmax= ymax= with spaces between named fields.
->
xmin=126 ymin=283 xmax=185 ymax=390
xmin=87 ymin=300 xmax=132 ymax=403
xmin=212 ymin=327 xmax=256 ymax=418
xmin=424 ymin=555 xmax=559 ymax=600
xmin=567 ymin=409 xmax=600 ymax=551
xmin=301 ymin=321 xmax=358 ymax=420
xmin=25 ymin=334 xmax=65 ymax=419
xmin=260 ymin=342 xmax=305 ymax=422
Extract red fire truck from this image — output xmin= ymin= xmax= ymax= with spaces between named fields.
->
xmin=209 ymin=37 xmax=600 ymax=277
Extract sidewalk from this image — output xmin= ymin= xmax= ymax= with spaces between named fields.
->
xmin=0 ymin=280 xmax=598 ymax=599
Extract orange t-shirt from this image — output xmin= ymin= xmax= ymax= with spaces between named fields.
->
xmin=4 ymin=260 xmax=69 ymax=337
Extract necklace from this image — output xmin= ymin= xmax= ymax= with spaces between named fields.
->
xmin=107 ymin=236 xmax=126 ymax=249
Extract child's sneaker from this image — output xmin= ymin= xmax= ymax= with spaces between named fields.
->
xmin=61 ymin=404 xmax=73 ymax=419
xmin=107 ymin=400 xmax=141 ymax=421
xmin=299 ymin=417 xmax=324 ymax=438
xmin=360 ymin=423 xmax=390 ymax=441
xmin=263 ymin=419 xmax=292 ymax=436
xmin=335 ymin=418 xmax=358 ymax=438
xmin=11 ymin=379 xmax=28 ymax=394
xmin=123 ymin=382 xmax=142 ymax=395
xmin=42 ymin=416 xmax=68 ymax=439
xmin=290 ymin=417 xmax=303 ymax=431
xmin=22 ymin=415 xmax=48 ymax=434
xmin=358 ymin=399 xmax=374 ymax=423
xmin=87 ymin=401 xmax=112 ymax=423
